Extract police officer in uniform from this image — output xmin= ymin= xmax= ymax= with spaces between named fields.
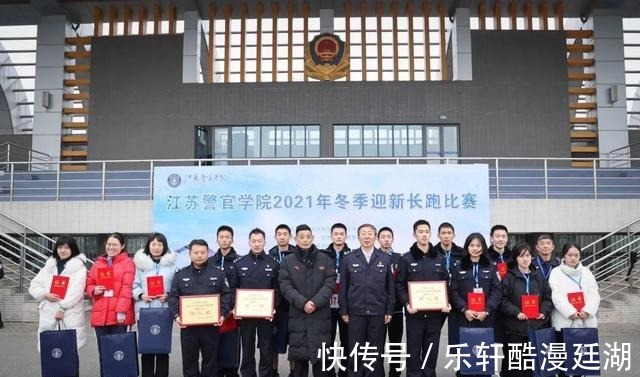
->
xmin=230 ymin=228 xmax=280 ymax=377
xmin=339 ymin=224 xmax=394 ymax=377
xmin=169 ymin=239 xmax=232 ymax=377
xmin=395 ymin=220 xmax=451 ymax=377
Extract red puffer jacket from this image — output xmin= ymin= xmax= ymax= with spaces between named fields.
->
xmin=86 ymin=252 xmax=135 ymax=326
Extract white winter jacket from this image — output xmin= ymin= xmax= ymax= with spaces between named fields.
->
xmin=28 ymin=254 xmax=88 ymax=350
xmin=132 ymin=249 xmax=177 ymax=320
xmin=548 ymin=261 xmax=600 ymax=331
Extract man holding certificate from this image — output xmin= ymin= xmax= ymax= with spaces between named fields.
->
xmin=169 ymin=239 xmax=232 ymax=377
xmin=339 ymin=224 xmax=395 ymax=377
xmin=395 ymin=220 xmax=451 ymax=377
xmin=229 ymin=228 xmax=279 ymax=377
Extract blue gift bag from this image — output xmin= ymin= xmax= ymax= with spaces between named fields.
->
xmin=138 ymin=308 xmax=173 ymax=354
xmin=39 ymin=322 xmax=79 ymax=377
xmin=528 ymin=327 xmax=559 ymax=377
xmin=459 ymin=327 xmax=496 ymax=375
xmin=99 ymin=331 xmax=139 ymax=377
xmin=562 ymin=325 xmax=600 ymax=376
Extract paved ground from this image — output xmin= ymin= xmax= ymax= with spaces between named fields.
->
xmin=0 ymin=321 xmax=636 ymax=377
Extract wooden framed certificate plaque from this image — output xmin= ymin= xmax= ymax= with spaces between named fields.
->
xmin=234 ymin=289 xmax=275 ymax=318
xmin=180 ymin=294 xmax=221 ymax=326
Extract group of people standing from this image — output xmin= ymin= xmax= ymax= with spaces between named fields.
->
xmin=25 ymin=221 xmax=601 ymax=377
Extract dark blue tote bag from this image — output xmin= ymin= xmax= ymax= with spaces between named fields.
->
xmin=528 ymin=327 xmax=559 ymax=377
xmin=562 ymin=324 xmax=600 ymax=376
xmin=459 ymin=326 xmax=496 ymax=375
xmin=138 ymin=307 xmax=173 ymax=354
xmin=99 ymin=331 xmax=139 ymax=377
xmin=39 ymin=321 xmax=79 ymax=377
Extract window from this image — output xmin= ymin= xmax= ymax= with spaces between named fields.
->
xmin=333 ymin=124 xmax=459 ymax=158
xmin=196 ymin=125 xmax=321 ymax=159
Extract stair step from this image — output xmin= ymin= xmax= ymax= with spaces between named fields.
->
xmin=65 ymin=50 xmax=91 ymax=59
xmin=570 ymin=117 xmax=597 ymax=124
xmin=64 ymin=65 xmax=90 ymax=73
xmin=62 ymin=107 xmax=89 ymax=115
xmin=61 ymin=150 xmax=88 ymax=158
xmin=62 ymin=121 xmax=88 ymax=129
xmin=62 ymin=134 xmax=88 ymax=143
xmin=567 ymin=58 xmax=595 ymax=67
xmin=65 ymin=36 xmax=92 ymax=45
xmin=63 ymin=79 xmax=90 ymax=87
xmin=567 ymin=44 xmax=594 ymax=53
xmin=569 ymin=102 xmax=597 ymax=110
xmin=571 ymin=130 xmax=598 ymax=139
xmin=63 ymin=92 xmax=89 ymax=101
xmin=565 ymin=30 xmax=594 ymax=39
xmin=568 ymin=72 xmax=596 ymax=81
xmin=61 ymin=163 xmax=87 ymax=171
xmin=571 ymin=160 xmax=595 ymax=168
xmin=568 ymin=87 xmax=596 ymax=95
xmin=571 ymin=146 xmax=599 ymax=153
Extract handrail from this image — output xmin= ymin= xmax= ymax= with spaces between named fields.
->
xmin=0 ymin=211 xmax=56 ymax=245
xmin=582 ymin=217 xmax=640 ymax=257
xmin=609 ymin=142 xmax=640 ymax=156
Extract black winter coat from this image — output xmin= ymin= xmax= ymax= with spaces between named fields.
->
xmin=501 ymin=266 xmax=553 ymax=336
xmin=279 ymin=245 xmax=336 ymax=361
xmin=448 ymin=254 xmax=501 ymax=328
xmin=433 ymin=242 xmax=464 ymax=277
xmin=395 ymin=242 xmax=448 ymax=319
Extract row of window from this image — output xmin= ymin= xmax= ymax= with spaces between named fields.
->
xmin=195 ymin=124 xmax=459 ymax=159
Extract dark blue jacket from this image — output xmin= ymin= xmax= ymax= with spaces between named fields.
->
xmin=433 ymin=242 xmax=464 ymax=277
xmin=168 ymin=261 xmax=233 ymax=319
xmin=448 ymin=254 xmax=501 ymax=327
xmin=532 ymin=255 xmax=561 ymax=280
xmin=269 ymin=244 xmax=295 ymax=311
xmin=395 ymin=242 xmax=448 ymax=319
xmin=339 ymin=248 xmax=395 ymax=316
xmin=209 ymin=247 xmax=240 ymax=283
xmin=229 ymin=251 xmax=280 ymax=307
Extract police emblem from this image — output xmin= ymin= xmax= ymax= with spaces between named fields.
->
xmin=305 ymin=33 xmax=350 ymax=81
xmin=51 ymin=348 xmax=63 ymax=359
xmin=113 ymin=350 xmax=125 ymax=361
xmin=150 ymin=325 xmax=161 ymax=335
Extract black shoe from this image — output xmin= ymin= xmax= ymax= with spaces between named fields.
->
xmin=273 ymin=370 xmax=279 ymax=377
xmin=0 ymin=321 xmax=4 ymax=329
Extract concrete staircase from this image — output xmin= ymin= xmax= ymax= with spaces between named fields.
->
xmin=0 ymin=267 xmax=39 ymax=322
xmin=597 ymin=271 xmax=639 ymax=328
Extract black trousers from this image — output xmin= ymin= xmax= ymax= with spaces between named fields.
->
xmin=240 ymin=319 xmax=274 ymax=377
xmin=384 ymin=312 xmax=404 ymax=377
xmin=181 ymin=326 xmax=220 ymax=377
xmin=405 ymin=315 xmax=443 ymax=377
xmin=141 ymin=353 xmax=169 ymax=377
xmin=294 ymin=360 xmax=327 ymax=377
xmin=347 ymin=315 xmax=385 ymax=377
xmin=503 ymin=333 xmax=531 ymax=377
xmin=329 ymin=308 xmax=349 ymax=377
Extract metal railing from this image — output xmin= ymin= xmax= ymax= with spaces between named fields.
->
xmin=584 ymin=216 xmax=640 ymax=300
xmin=608 ymin=142 xmax=640 ymax=168
xmin=0 ymin=211 xmax=56 ymax=292
xmin=1 ymin=156 xmax=640 ymax=201
xmin=0 ymin=142 xmax=50 ymax=171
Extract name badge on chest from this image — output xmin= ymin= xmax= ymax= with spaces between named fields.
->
xmin=473 ymin=287 xmax=483 ymax=294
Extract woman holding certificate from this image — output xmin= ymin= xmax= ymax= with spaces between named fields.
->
xmin=500 ymin=242 xmax=553 ymax=377
xmin=548 ymin=243 xmax=600 ymax=341
xmin=448 ymin=233 xmax=501 ymax=377
xmin=133 ymin=232 xmax=177 ymax=377
xmin=29 ymin=235 xmax=88 ymax=350
xmin=86 ymin=232 xmax=136 ymax=339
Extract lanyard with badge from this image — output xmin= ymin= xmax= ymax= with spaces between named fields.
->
xmin=563 ymin=270 xmax=586 ymax=311
xmin=468 ymin=263 xmax=485 ymax=312
xmin=536 ymin=256 xmax=551 ymax=279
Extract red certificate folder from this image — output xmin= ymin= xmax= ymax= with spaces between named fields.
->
xmin=521 ymin=294 xmax=540 ymax=319
xmin=567 ymin=291 xmax=585 ymax=311
xmin=49 ymin=275 xmax=70 ymax=299
xmin=496 ymin=262 xmax=508 ymax=279
xmin=467 ymin=292 xmax=485 ymax=312
xmin=97 ymin=267 xmax=115 ymax=290
xmin=146 ymin=276 xmax=165 ymax=297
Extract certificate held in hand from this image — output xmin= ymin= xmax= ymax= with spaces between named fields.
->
xmin=521 ymin=294 xmax=540 ymax=319
xmin=49 ymin=275 xmax=70 ymax=299
xmin=235 ymin=289 xmax=275 ymax=318
xmin=180 ymin=294 xmax=221 ymax=326
xmin=146 ymin=276 xmax=165 ymax=297
xmin=96 ymin=267 xmax=114 ymax=290
xmin=467 ymin=292 xmax=485 ymax=312
xmin=407 ymin=281 xmax=449 ymax=311
xmin=567 ymin=291 xmax=585 ymax=311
